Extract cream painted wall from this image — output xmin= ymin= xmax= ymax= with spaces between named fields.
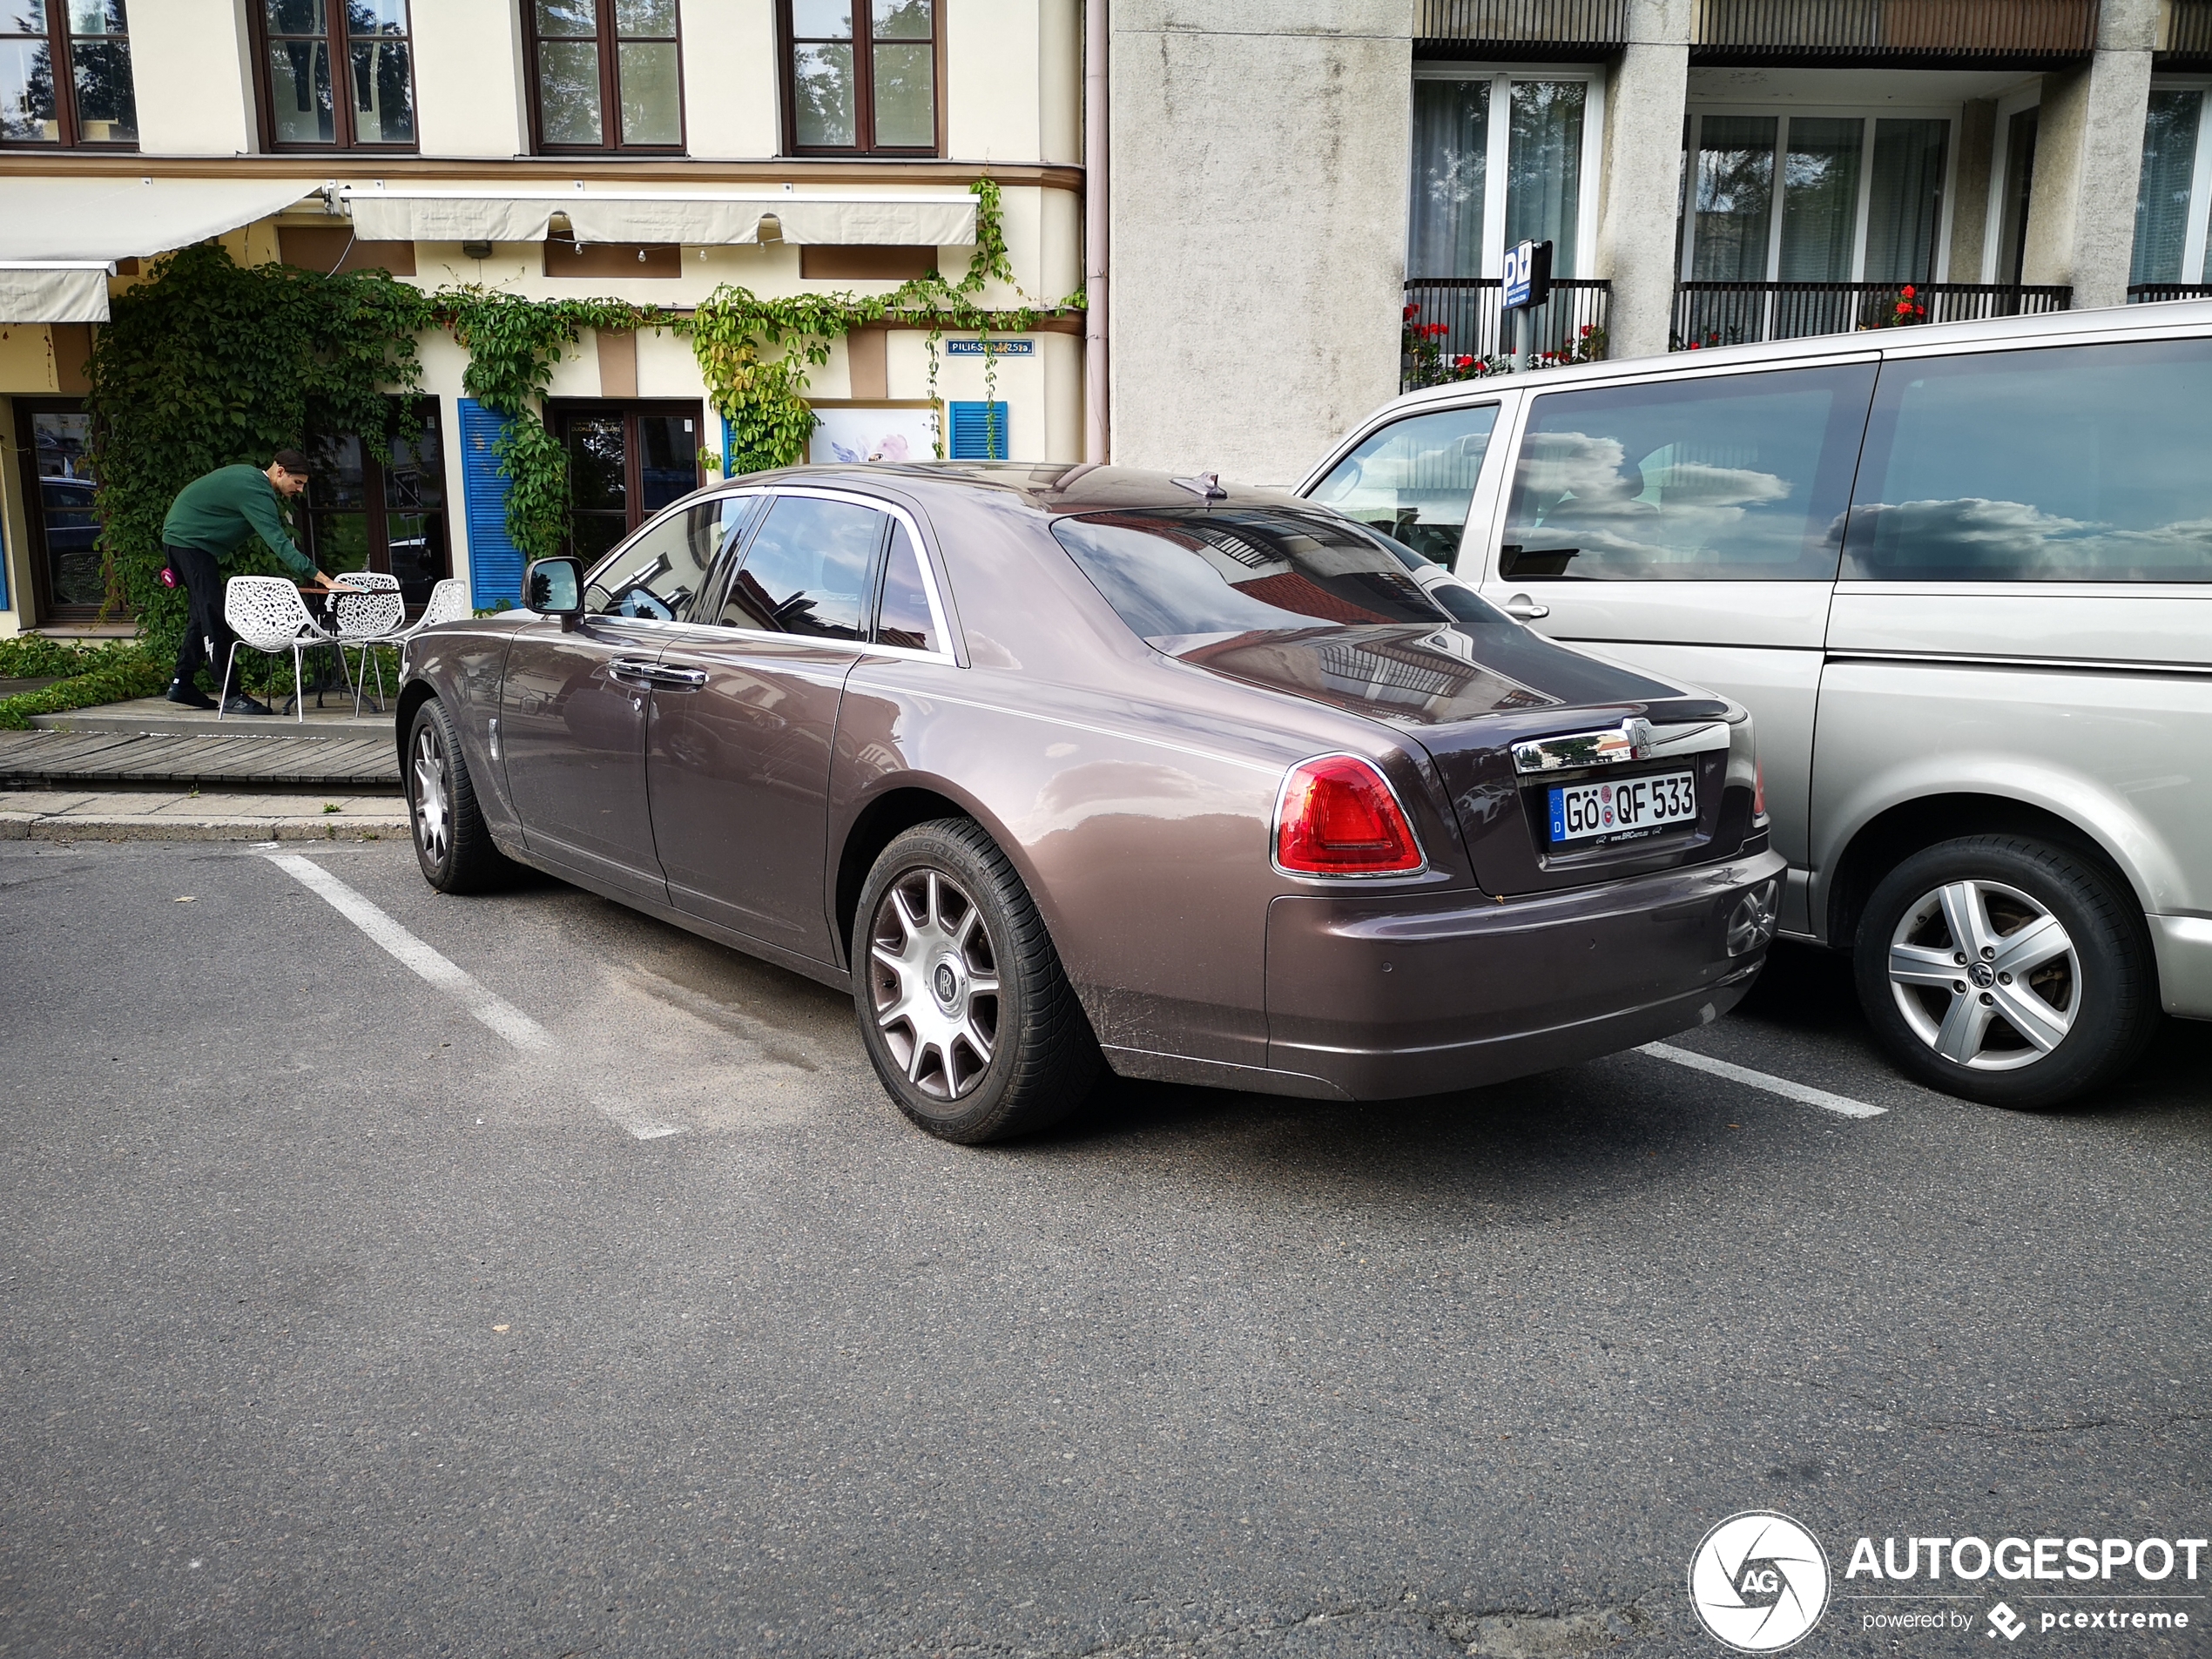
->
xmin=1038 ymin=0 xmax=1081 ymax=165
xmin=413 ymin=0 xmax=529 ymax=158
xmin=947 ymin=0 xmax=1042 ymax=160
xmin=1110 ymin=0 xmax=1414 ymax=481
xmin=683 ymin=1 xmax=782 ymax=158
xmin=0 ymin=325 xmax=60 ymax=395
xmin=132 ymin=0 xmax=253 ymax=156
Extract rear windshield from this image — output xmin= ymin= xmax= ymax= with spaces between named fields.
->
xmin=1051 ymin=507 xmax=1454 ymax=645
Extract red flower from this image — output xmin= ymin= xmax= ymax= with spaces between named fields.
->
xmin=1688 ymin=341 xmax=1701 ymax=350
xmin=1403 ymin=302 xmax=1420 ymax=320
xmin=1579 ymin=324 xmax=1594 ymax=336
xmin=1900 ymin=284 xmax=1916 ymax=298
xmin=1454 ymin=354 xmax=1474 ymax=369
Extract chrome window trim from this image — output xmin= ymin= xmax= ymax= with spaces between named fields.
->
xmin=704 ymin=484 xmax=961 ymax=667
xmin=1269 ymin=752 xmax=1432 ymax=883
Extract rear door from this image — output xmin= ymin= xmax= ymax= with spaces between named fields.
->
xmin=1470 ymin=360 xmax=1876 ymax=934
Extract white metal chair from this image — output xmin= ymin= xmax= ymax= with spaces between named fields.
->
xmin=220 ymin=576 xmax=341 ymax=724
xmin=327 ymin=570 xmax=408 ymax=716
xmin=392 ymin=577 xmax=472 ymax=644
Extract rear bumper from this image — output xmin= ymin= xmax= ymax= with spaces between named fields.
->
xmin=1264 ymin=850 xmax=1789 ymax=1100
xmin=2149 ymin=914 xmax=2212 ymax=1020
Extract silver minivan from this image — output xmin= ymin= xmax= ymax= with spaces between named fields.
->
xmin=1299 ymin=301 xmax=2212 ymax=1109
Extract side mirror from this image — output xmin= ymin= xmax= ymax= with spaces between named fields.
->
xmin=524 ymin=556 xmax=583 ymax=630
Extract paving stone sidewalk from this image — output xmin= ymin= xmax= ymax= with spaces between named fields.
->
xmin=0 ymin=790 xmax=407 ymax=842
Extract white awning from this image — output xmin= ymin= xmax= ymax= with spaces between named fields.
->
xmin=0 ymin=176 xmax=320 ymax=321
xmin=341 ymin=186 xmax=978 ymax=248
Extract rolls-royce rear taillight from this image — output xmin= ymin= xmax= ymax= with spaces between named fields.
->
xmin=1274 ymin=754 xmax=1425 ymax=877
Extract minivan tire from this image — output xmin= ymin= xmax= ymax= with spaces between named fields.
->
xmin=1853 ymin=834 xmax=2157 ymax=1109
xmin=853 ymin=819 xmax=1102 ymax=1143
xmin=407 ymin=698 xmax=515 ymax=894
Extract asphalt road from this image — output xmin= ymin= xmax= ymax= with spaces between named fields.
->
xmin=2 ymin=838 xmax=2207 ymax=1659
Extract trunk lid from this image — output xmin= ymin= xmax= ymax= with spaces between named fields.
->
xmin=1171 ymin=622 xmax=1757 ymax=894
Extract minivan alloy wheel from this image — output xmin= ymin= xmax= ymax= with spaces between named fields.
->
xmin=1885 ymin=879 xmax=2080 ymax=1069
xmin=868 ymin=867 xmax=1001 ymax=1100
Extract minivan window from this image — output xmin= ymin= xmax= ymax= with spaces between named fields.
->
xmin=1053 ymin=508 xmax=1451 ymax=644
xmin=1499 ymin=362 xmax=1875 ymax=580
xmin=1309 ymin=404 xmax=1499 ymax=566
xmin=1844 ymin=338 xmax=2212 ymax=583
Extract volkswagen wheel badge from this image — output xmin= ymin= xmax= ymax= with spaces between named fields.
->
xmin=1688 ymin=1512 xmax=1831 ymax=1651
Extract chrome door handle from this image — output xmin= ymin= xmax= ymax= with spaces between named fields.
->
xmin=646 ymin=665 xmax=709 ymax=689
xmin=1501 ymin=593 xmax=1550 ymax=622
xmin=609 ymin=656 xmax=659 ymax=684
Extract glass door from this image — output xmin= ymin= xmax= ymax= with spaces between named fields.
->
xmin=300 ymin=399 xmax=450 ymax=608
xmin=12 ymin=399 xmax=105 ymax=623
xmin=554 ymin=401 xmax=702 ymax=565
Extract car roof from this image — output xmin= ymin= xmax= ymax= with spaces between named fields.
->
xmin=687 ymin=462 xmax=1318 ymax=519
xmin=1371 ymin=294 xmax=2212 ymax=418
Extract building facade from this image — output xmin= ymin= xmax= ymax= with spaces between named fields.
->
xmin=0 ymin=0 xmax=1082 ymax=631
xmin=1109 ymin=0 xmax=2212 ymax=482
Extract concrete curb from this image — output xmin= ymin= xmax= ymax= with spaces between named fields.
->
xmin=0 ymin=813 xmax=408 ymax=843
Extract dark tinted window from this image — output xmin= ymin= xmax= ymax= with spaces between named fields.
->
xmin=1052 ymin=508 xmax=1450 ymax=644
xmin=1844 ymin=339 xmax=2212 ymax=583
xmin=1501 ymin=363 xmax=1873 ymax=580
xmin=1308 ymin=404 xmax=1498 ymax=567
xmin=583 ymin=496 xmax=746 ymax=620
xmin=717 ymin=494 xmax=884 ymax=638
xmin=874 ymin=522 xmax=938 ymax=651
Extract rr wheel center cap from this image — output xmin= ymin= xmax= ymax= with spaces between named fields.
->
xmin=933 ymin=959 xmax=963 ymax=1009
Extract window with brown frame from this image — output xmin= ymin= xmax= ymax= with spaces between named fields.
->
xmin=526 ymin=0 xmax=685 ymax=154
xmin=254 ymin=2 xmax=416 ymax=150
xmin=782 ymin=0 xmax=939 ymax=156
xmin=0 ymin=1 xmax=137 ymax=148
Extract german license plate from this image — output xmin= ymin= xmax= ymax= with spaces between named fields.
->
xmin=1548 ymin=771 xmax=1696 ymax=845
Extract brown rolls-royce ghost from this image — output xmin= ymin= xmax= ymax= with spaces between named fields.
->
xmin=395 ymin=464 xmax=1784 ymax=1143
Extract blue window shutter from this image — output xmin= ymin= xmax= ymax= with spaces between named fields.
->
xmin=457 ymin=398 xmax=524 ymax=609
xmin=722 ymin=415 xmax=736 ymax=477
xmin=948 ymin=401 xmax=1009 ymax=460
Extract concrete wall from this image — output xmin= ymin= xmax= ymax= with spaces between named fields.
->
xmin=1109 ymin=0 xmax=1415 ymax=483
xmin=1595 ymin=1 xmax=1693 ymax=361
xmin=2023 ymin=0 xmax=2159 ymax=308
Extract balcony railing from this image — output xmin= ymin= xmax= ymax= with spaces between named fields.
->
xmin=2128 ymin=282 xmax=2212 ymax=303
xmin=1401 ymin=278 xmax=1610 ymax=391
xmin=1671 ymin=280 xmax=2071 ymax=348
xmin=1693 ymin=0 xmax=2098 ymax=64
xmin=1413 ymin=0 xmax=1628 ymax=51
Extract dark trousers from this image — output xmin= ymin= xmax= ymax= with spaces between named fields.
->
xmin=167 ymin=543 xmax=239 ymax=691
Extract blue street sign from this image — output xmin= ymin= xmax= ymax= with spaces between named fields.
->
xmin=1501 ymin=239 xmax=1554 ymax=312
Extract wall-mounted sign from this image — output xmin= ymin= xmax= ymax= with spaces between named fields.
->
xmin=946 ymin=338 xmax=1035 ymax=358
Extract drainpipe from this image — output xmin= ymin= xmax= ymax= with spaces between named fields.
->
xmin=1083 ymin=0 xmax=1109 ymax=463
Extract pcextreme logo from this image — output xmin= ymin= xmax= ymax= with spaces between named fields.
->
xmin=1689 ymin=1512 xmax=1833 ymax=1652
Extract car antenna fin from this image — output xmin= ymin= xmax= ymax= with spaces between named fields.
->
xmin=1171 ymin=471 xmax=1227 ymax=501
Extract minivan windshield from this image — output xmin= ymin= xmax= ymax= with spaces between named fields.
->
xmin=1052 ymin=507 xmax=1456 ymax=646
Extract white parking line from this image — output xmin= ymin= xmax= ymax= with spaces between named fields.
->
xmin=264 ymin=853 xmax=555 ymax=1054
xmin=1637 ymin=1042 xmax=1888 ymax=1119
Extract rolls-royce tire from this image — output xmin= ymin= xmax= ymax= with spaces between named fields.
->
xmin=1853 ymin=834 xmax=2158 ymax=1109
xmin=853 ymin=818 xmax=1102 ymax=1143
xmin=407 ymin=698 xmax=515 ymax=894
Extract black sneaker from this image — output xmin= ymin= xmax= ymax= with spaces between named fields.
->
xmin=219 ymin=693 xmax=273 ymax=716
xmin=165 ymin=680 xmax=217 ymax=710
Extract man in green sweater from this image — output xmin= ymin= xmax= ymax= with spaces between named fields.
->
xmin=161 ymin=449 xmax=340 ymax=712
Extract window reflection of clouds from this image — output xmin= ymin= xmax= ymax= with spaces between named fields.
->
xmin=1846 ymin=340 xmax=2212 ymax=583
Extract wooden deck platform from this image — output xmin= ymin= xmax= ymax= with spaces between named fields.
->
xmin=0 ymin=729 xmax=398 ymax=789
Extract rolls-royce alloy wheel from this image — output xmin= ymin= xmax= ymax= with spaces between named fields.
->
xmin=853 ymin=819 xmax=1101 ymax=1143
xmin=405 ymin=698 xmax=512 ymax=894
xmin=1854 ymin=834 xmax=2157 ymax=1109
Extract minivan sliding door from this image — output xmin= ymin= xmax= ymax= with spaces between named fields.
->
xmin=1473 ymin=361 xmax=1875 ymax=934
